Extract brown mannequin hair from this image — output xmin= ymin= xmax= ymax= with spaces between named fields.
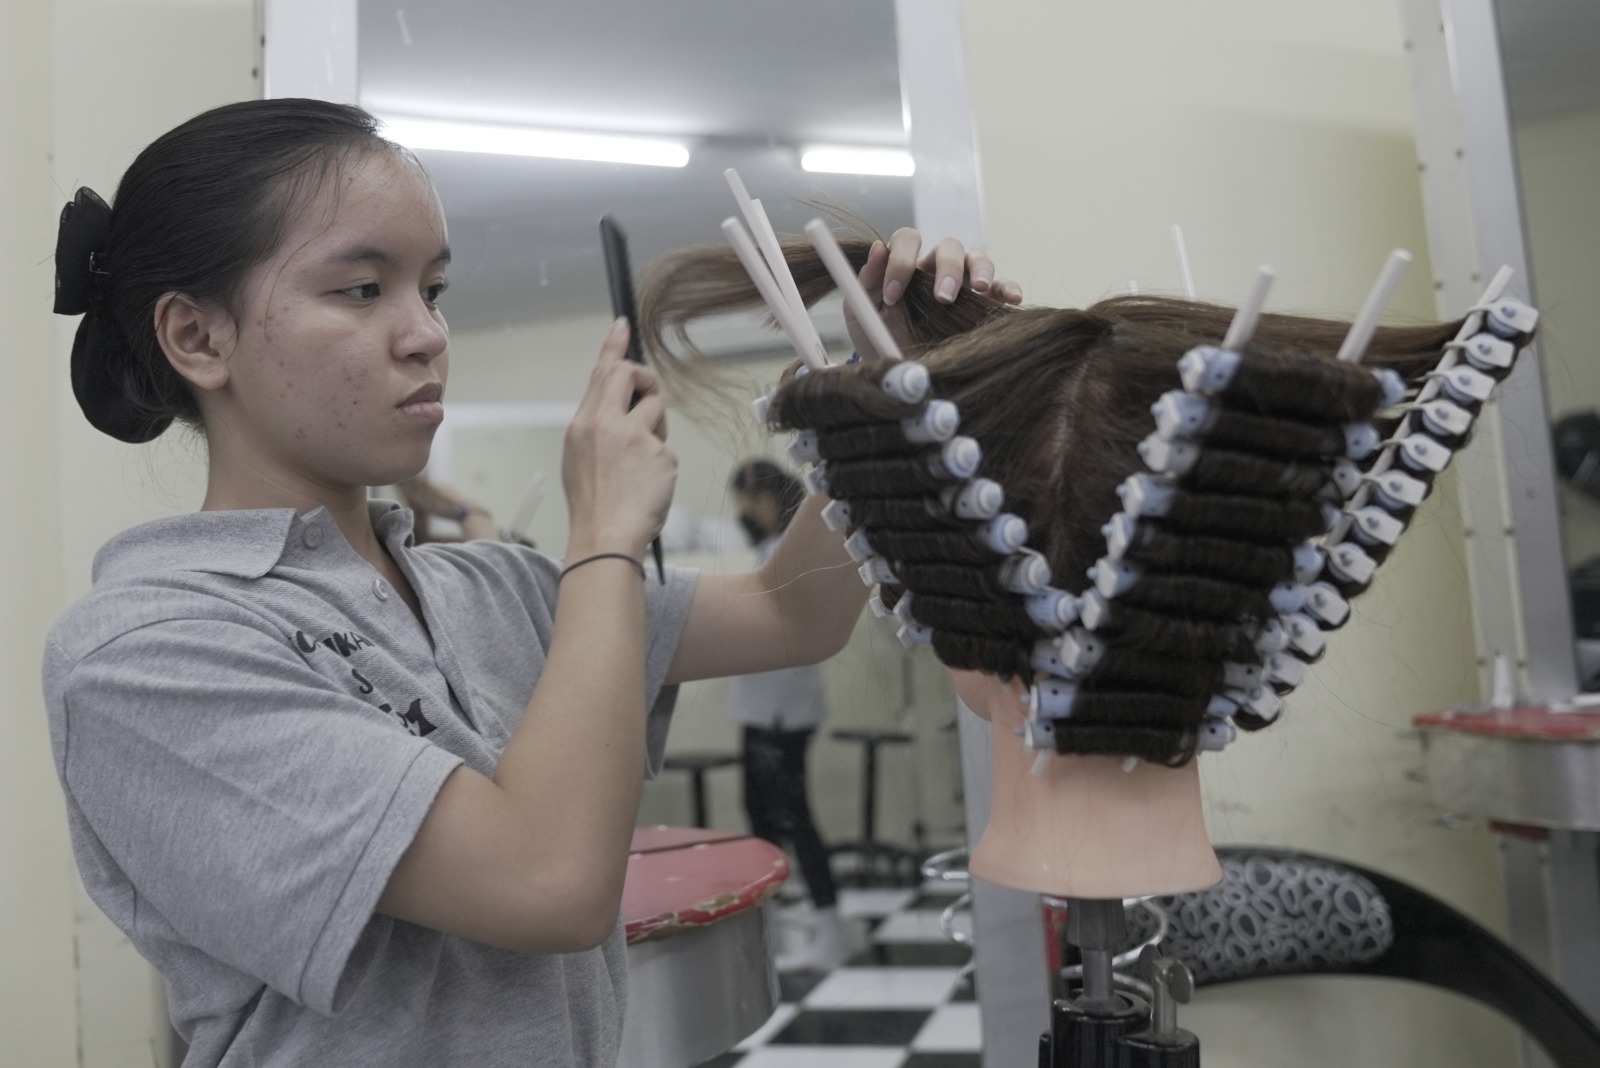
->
xmin=639 ymin=239 xmax=1468 ymax=762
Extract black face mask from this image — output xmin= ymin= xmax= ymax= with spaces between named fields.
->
xmin=738 ymin=513 xmax=770 ymax=546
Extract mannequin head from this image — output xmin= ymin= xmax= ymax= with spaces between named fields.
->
xmin=641 ymin=239 xmax=1467 ymax=896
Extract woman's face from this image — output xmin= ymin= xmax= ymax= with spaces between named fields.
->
xmin=206 ymin=150 xmax=452 ymax=496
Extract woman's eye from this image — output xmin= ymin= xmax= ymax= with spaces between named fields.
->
xmin=425 ymin=281 xmax=449 ymax=305
xmin=344 ymin=283 xmax=381 ymax=300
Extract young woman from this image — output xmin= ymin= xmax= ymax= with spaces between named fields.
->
xmin=43 ymin=98 xmax=1013 ymax=1066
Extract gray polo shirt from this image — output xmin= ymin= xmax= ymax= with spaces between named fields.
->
xmin=42 ymin=500 xmax=696 ymax=1067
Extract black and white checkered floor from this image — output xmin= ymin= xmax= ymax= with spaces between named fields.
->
xmin=696 ymin=881 xmax=982 ymax=1068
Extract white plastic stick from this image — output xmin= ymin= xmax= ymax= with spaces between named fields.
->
xmin=1221 ymin=265 xmax=1275 ymax=352
xmin=1336 ymin=249 xmax=1413 ymax=363
xmin=804 ymin=217 xmax=904 ymax=361
xmin=724 ymin=169 xmax=828 ymax=365
xmin=753 ymin=199 xmax=829 ymax=366
xmin=721 ymin=217 xmax=827 ymax=369
xmin=1172 ymin=224 xmax=1196 ymax=301
xmin=1478 ymin=264 xmax=1515 ymax=309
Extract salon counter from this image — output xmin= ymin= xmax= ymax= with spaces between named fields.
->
xmin=1416 ymin=706 xmax=1600 ymax=1030
xmin=1416 ymin=706 xmax=1600 ymax=828
xmin=617 ymin=826 xmax=788 ymax=1068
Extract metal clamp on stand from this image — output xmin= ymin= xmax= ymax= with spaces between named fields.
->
xmin=1039 ymin=898 xmax=1201 ymax=1068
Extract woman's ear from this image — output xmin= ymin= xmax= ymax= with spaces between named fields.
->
xmin=154 ymin=292 xmax=234 ymax=393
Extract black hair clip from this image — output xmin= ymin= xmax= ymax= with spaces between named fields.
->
xmin=54 ymin=187 xmax=112 ymax=316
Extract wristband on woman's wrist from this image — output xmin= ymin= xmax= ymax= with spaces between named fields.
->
xmin=449 ymin=504 xmax=491 ymax=521
xmin=559 ymin=551 xmax=647 ymax=582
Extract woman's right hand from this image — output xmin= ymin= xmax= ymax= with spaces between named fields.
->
xmin=561 ymin=318 xmax=677 ymax=558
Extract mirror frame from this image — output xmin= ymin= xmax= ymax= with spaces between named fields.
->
xmin=1401 ymin=0 xmax=1580 ymax=704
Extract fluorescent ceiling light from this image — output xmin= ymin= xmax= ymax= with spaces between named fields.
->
xmin=800 ymin=146 xmax=915 ymax=177
xmin=380 ymin=116 xmax=690 ymax=168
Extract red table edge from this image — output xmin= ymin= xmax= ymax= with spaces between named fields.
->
xmin=623 ymin=829 xmax=791 ymax=946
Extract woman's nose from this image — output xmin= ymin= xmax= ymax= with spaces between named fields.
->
xmin=397 ymin=296 xmax=448 ymax=361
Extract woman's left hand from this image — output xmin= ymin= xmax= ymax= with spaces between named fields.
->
xmin=845 ymin=228 xmax=1023 ymax=356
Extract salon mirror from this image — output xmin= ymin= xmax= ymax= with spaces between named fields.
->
xmin=358 ymin=0 xmax=914 ymax=550
xmin=1492 ymin=1 xmax=1600 ymax=691
xmin=348 ymin=0 xmax=965 ymax=849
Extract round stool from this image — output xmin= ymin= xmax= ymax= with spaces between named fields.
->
xmin=828 ymin=728 xmax=921 ymax=886
xmin=660 ymin=751 xmax=741 ymax=828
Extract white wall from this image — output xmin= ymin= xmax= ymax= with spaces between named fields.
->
xmin=964 ymin=1 xmax=1514 ymax=1065
xmin=1514 ymin=108 xmax=1600 ymax=567
xmin=2 ymin=1 xmax=259 ymax=1065
xmin=1 ymin=0 xmax=77 ymax=1064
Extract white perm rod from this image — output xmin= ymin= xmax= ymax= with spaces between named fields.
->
xmin=721 ymin=216 xmax=827 ymax=370
xmin=1222 ymin=265 xmax=1276 ymax=352
xmin=804 ymin=217 xmax=903 ymax=362
xmin=1337 ymin=249 xmax=1412 ymax=363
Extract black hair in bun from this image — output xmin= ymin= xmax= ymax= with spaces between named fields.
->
xmin=50 ymin=99 xmax=399 ymax=443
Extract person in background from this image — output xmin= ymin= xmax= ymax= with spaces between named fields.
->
xmin=397 ymin=474 xmax=502 ymax=544
xmin=728 ymin=459 xmax=849 ymax=968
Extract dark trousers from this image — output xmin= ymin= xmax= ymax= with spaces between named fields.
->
xmin=741 ymin=725 xmax=838 ymax=909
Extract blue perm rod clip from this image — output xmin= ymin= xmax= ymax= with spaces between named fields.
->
xmin=929 ymin=437 xmax=982 ymax=481
xmin=1177 ymin=345 xmax=1242 ymax=394
xmin=1152 ymin=390 xmax=1215 ymax=440
xmin=1282 ymin=613 xmax=1327 ymax=658
xmin=1432 ymin=365 xmax=1495 ymax=405
xmin=1116 ymin=473 xmax=1177 ymax=518
xmin=1370 ymin=469 xmax=1428 ymax=510
xmin=1025 ymin=590 xmax=1079 ymax=632
xmin=1136 ymin=432 xmax=1199 ymax=476
xmin=786 ymin=429 xmax=820 ymax=466
xmin=1090 ymin=558 xmax=1141 ymax=599
xmin=1027 ymin=678 xmax=1077 ymax=721
xmin=978 ymin=514 xmax=1029 ymax=555
xmin=903 ymin=400 xmax=960 ymax=444
xmin=1416 ymin=398 xmax=1474 ymax=439
xmin=1325 ymin=541 xmax=1378 ymax=586
xmin=1455 ymin=333 xmax=1516 ymax=372
xmin=1001 ymin=549 xmax=1053 ymax=595
xmin=898 ymin=622 xmax=933 ymax=648
xmin=943 ymin=478 xmax=1004 ymax=520
xmin=1197 ymin=718 xmax=1237 ymax=753
xmin=1481 ymin=297 xmax=1539 ymax=340
xmin=858 ymin=557 xmax=896 ymax=586
xmin=881 ymin=360 xmax=930 ymax=404
xmin=1344 ymin=424 xmax=1380 ymax=461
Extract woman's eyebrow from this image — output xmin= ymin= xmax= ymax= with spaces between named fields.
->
xmin=329 ymin=244 xmax=452 ymax=267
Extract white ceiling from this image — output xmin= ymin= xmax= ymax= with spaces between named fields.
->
xmin=357 ymin=0 xmax=914 ymax=331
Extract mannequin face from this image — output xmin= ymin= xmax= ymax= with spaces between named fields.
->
xmin=953 ymin=669 xmax=1222 ymax=899
xmin=192 ymin=151 xmax=452 ymax=499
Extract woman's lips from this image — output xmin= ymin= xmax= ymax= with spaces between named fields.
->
xmin=399 ymin=399 xmax=444 ymax=423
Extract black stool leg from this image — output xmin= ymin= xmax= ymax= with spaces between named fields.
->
xmin=689 ymin=770 xmax=709 ymax=828
xmin=862 ymin=740 xmax=879 ymax=845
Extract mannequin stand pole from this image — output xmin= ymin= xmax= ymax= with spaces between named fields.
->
xmin=1041 ymin=898 xmax=1201 ymax=1068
